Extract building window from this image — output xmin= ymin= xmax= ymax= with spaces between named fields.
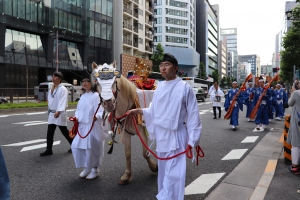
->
xmin=139 ymin=9 xmax=143 ymax=16
xmin=166 ymin=17 xmax=187 ymax=26
xmin=166 ymin=0 xmax=188 ymax=8
xmin=166 ymin=8 xmax=188 ymax=17
xmin=155 ymin=17 xmax=162 ymax=24
xmin=166 ymin=27 xmax=187 ymax=35
xmin=166 ymin=36 xmax=188 ymax=44
xmin=138 ymin=23 xmax=143 ymax=30
xmin=155 ymin=35 xmax=162 ymax=42
xmin=154 ymin=8 xmax=162 ymax=15
xmin=155 ymin=26 xmax=162 ymax=33
xmin=138 ymin=38 xmax=143 ymax=44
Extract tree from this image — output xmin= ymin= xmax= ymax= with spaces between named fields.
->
xmin=280 ymin=4 xmax=300 ymax=83
xmin=211 ymin=69 xmax=219 ymax=83
xmin=220 ymin=76 xmax=226 ymax=88
xmin=150 ymin=43 xmax=164 ymax=72
xmin=196 ymin=62 xmax=206 ymax=79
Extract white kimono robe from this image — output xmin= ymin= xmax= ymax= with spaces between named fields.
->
xmin=210 ymin=88 xmax=225 ymax=107
xmin=71 ymin=92 xmax=108 ymax=171
xmin=47 ymin=84 xmax=68 ymax=126
xmin=143 ymin=77 xmax=202 ymax=200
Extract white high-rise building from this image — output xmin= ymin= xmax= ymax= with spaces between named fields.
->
xmin=153 ymin=0 xmax=200 ymax=77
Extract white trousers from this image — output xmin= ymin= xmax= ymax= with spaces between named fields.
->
xmin=72 ymin=140 xmax=105 ymax=171
xmin=292 ymin=146 xmax=300 ymax=165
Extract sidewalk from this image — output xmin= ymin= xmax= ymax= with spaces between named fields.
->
xmin=0 ymin=105 xmax=77 ymax=115
xmin=205 ymin=120 xmax=286 ymax=200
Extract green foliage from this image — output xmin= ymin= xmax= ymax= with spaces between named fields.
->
xmin=0 ymin=102 xmax=78 ymax=109
xmin=211 ymin=69 xmax=219 ymax=83
xmin=196 ymin=62 xmax=206 ymax=79
xmin=150 ymin=43 xmax=164 ymax=72
xmin=280 ymin=5 xmax=300 ymax=83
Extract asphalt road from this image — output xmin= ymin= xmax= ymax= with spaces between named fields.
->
xmin=0 ymin=100 xmax=273 ymax=200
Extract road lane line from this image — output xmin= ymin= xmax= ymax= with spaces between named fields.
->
xmin=26 ymin=112 xmax=46 ymax=115
xmin=66 ymin=109 xmax=76 ymax=112
xmin=0 ymin=115 xmax=9 ymax=118
xmin=24 ymin=122 xmax=48 ymax=126
xmin=20 ymin=141 xmax=61 ymax=152
xmin=13 ymin=121 xmax=44 ymax=124
xmin=221 ymin=149 xmax=248 ymax=160
xmin=3 ymin=139 xmax=46 ymax=146
xmin=185 ymin=173 xmax=225 ymax=195
xmin=241 ymin=136 xmax=259 ymax=143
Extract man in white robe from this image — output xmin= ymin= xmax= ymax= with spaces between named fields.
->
xmin=127 ymin=53 xmax=202 ymax=200
xmin=210 ymin=83 xmax=224 ymax=119
xmin=40 ymin=72 xmax=73 ymax=156
xmin=71 ymin=78 xmax=108 ymax=179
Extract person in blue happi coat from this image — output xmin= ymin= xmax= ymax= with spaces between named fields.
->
xmin=224 ymin=81 xmax=243 ymax=130
xmin=253 ymin=79 xmax=272 ymax=130
xmin=0 ymin=147 xmax=10 ymax=199
xmin=242 ymin=80 xmax=255 ymax=121
xmin=268 ymin=86 xmax=276 ymax=122
xmin=274 ymin=84 xmax=287 ymax=120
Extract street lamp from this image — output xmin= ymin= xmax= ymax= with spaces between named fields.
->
xmin=49 ymin=28 xmax=66 ymax=72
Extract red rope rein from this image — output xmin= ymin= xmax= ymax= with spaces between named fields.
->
xmin=68 ymin=103 xmax=101 ymax=139
xmin=129 ymin=115 xmax=204 ymax=165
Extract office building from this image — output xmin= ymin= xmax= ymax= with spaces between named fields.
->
xmin=238 ymin=54 xmax=261 ymax=77
xmin=261 ymin=64 xmax=273 ymax=76
xmin=218 ymin=37 xmax=227 ymax=80
xmin=0 ymin=0 xmax=113 ymax=90
xmin=221 ymin=28 xmax=238 ymax=79
xmin=153 ymin=0 xmax=199 ymax=77
xmin=196 ymin=0 xmax=219 ymax=77
xmin=237 ymin=62 xmax=251 ymax=83
xmin=227 ymin=51 xmax=234 ymax=77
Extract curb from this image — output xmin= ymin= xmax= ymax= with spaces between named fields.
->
xmin=0 ymin=105 xmax=77 ymax=115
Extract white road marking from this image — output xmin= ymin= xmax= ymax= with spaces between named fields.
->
xmin=185 ymin=173 xmax=225 ymax=195
xmin=3 ymin=139 xmax=46 ymax=146
xmin=24 ymin=122 xmax=48 ymax=126
xmin=26 ymin=112 xmax=46 ymax=115
xmin=66 ymin=109 xmax=76 ymax=112
xmin=221 ymin=149 xmax=248 ymax=160
xmin=13 ymin=121 xmax=43 ymax=124
xmin=0 ymin=115 xmax=9 ymax=118
xmin=241 ymin=136 xmax=259 ymax=143
xmin=20 ymin=141 xmax=61 ymax=152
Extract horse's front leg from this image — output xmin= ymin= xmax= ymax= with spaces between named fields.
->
xmin=118 ymin=128 xmax=132 ymax=185
xmin=139 ymin=125 xmax=158 ymax=173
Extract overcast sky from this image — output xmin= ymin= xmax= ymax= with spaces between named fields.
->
xmin=209 ymin=0 xmax=289 ymax=65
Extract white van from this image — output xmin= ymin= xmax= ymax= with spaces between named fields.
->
xmin=38 ymin=82 xmax=81 ymax=102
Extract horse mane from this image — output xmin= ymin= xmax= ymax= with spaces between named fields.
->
xmin=118 ymin=75 xmax=137 ymax=102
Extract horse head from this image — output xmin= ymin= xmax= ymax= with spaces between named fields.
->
xmin=92 ymin=61 xmax=120 ymax=113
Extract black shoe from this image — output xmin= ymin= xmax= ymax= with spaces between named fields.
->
xmin=213 ymin=116 xmax=217 ymax=119
xmin=218 ymin=116 xmax=221 ymax=118
xmin=40 ymin=150 xmax=53 ymax=156
xmin=68 ymin=149 xmax=72 ymax=153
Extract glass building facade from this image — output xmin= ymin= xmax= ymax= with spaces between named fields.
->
xmin=0 ymin=0 xmax=113 ymax=89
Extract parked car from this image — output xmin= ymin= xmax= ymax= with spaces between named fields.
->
xmin=193 ymin=88 xmax=206 ymax=102
xmin=0 ymin=97 xmax=8 ymax=104
xmin=38 ymin=82 xmax=81 ymax=102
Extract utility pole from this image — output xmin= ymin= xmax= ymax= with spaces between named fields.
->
xmin=294 ymin=65 xmax=296 ymax=80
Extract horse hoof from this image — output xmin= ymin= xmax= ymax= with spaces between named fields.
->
xmin=150 ymin=164 xmax=158 ymax=173
xmin=118 ymin=179 xmax=131 ymax=185
xmin=118 ymin=173 xmax=132 ymax=185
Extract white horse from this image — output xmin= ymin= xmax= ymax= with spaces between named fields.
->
xmin=92 ymin=62 xmax=158 ymax=185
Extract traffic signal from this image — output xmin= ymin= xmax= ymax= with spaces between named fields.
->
xmin=272 ymin=67 xmax=279 ymax=73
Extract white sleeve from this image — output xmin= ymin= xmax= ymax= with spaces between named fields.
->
xmin=57 ymin=87 xmax=68 ymax=112
xmin=186 ymin=86 xmax=202 ymax=147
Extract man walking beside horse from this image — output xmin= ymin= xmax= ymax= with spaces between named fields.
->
xmin=127 ymin=53 xmax=202 ymax=200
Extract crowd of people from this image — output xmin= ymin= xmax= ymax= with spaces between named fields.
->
xmin=209 ymin=78 xmax=288 ymax=131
